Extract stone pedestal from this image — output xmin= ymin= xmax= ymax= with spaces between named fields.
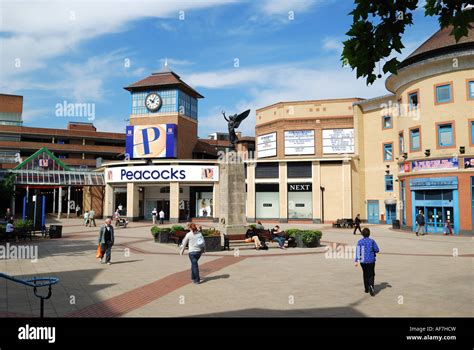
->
xmin=219 ymin=153 xmax=247 ymax=235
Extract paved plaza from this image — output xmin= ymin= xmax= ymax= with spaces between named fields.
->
xmin=0 ymin=219 xmax=472 ymax=317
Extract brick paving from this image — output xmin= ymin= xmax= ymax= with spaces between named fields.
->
xmin=0 ymin=218 xmax=472 ymax=317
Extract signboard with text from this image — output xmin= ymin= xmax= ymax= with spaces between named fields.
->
xmin=257 ymin=132 xmax=277 ymax=158
xmin=284 ymin=130 xmax=314 ymax=155
xmin=105 ymin=165 xmax=219 ymax=183
xmin=322 ymin=129 xmax=354 ymax=154
xmin=464 ymin=158 xmax=474 ymax=169
xmin=411 ymin=158 xmax=458 ymax=172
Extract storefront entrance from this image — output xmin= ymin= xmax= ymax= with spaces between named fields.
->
xmin=410 ymin=177 xmax=459 ymax=234
xmin=367 ymin=200 xmax=380 ymax=224
xmin=385 ymin=204 xmax=396 ymax=224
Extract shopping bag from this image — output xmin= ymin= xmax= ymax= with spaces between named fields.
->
xmin=96 ymin=244 xmax=104 ymax=259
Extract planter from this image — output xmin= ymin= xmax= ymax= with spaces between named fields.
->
xmin=154 ymin=231 xmax=170 ymax=243
xmin=204 ymin=235 xmax=222 ymax=252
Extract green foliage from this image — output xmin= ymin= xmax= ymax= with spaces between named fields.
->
xmin=342 ymin=0 xmax=473 ymax=84
xmin=150 ymin=226 xmax=170 ymax=238
xmin=248 ymin=224 xmax=257 ymax=229
xmin=0 ymin=173 xmax=16 ymax=211
xmin=14 ymin=219 xmax=33 ymax=230
xmin=170 ymin=225 xmax=186 ymax=232
xmin=287 ymin=229 xmax=322 ymax=246
xmin=201 ymin=228 xmax=220 ymax=237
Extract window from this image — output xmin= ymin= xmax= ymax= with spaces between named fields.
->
xmin=468 ymin=80 xmax=474 ymax=99
xmin=410 ymin=128 xmax=421 ymax=151
xmin=382 ymin=115 xmax=392 ymax=129
xmin=399 ymin=132 xmax=404 ymax=154
xmin=408 ymin=91 xmax=419 ymax=110
xmin=435 ymin=83 xmax=453 ymax=104
xmin=471 ymin=120 xmax=474 ymax=145
xmin=383 ymin=143 xmax=393 ymax=161
xmin=385 ymin=175 xmax=393 ymax=192
xmin=437 ymin=123 xmax=454 ymax=147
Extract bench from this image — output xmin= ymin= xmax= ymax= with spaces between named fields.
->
xmin=332 ymin=218 xmax=354 ymax=228
xmin=224 ymin=230 xmax=288 ymax=250
xmin=0 ymin=228 xmax=33 ymax=242
xmin=168 ymin=230 xmax=190 ymax=245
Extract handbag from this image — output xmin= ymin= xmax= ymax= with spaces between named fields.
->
xmin=96 ymin=244 xmax=104 ymax=259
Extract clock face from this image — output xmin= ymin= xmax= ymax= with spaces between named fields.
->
xmin=145 ymin=93 xmax=162 ymax=112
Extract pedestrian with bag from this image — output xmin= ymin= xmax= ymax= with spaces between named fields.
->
xmin=179 ymin=223 xmax=205 ymax=284
xmin=415 ymin=210 xmax=426 ymax=236
xmin=354 ymin=228 xmax=380 ymax=296
xmin=98 ymin=218 xmax=115 ymax=265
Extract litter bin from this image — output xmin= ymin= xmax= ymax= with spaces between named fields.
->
xmin=49 ymin=225 xmax=63 ymax=238
xmin=392 ymin=220 xmax=400 ymax=229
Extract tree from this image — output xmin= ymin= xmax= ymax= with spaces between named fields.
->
xmin=342 ymin=1 xmax=474 ymax=85
xmin=0 ymin=173 xmax=16 ymax=212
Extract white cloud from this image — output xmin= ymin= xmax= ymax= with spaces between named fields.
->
xmin=322 ymin=36 xmax=343 ymax=54
xmin=258 ymin=0 xmax=320 ymax=15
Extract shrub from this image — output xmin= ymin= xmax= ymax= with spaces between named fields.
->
xmin=201 ymin=228 xmax=220 ymax=237
xmin=150 ymin=226 xmax=170 ymax=238
xmin=15 ymin=219 xmax=33 ymax=231
xmin=248 ymin=224 xmax=256 ymax=229
xmin=170 ymin=225 xmax=186 ymax=232
xmin=287 ymin=229 xmax=322 ymax=246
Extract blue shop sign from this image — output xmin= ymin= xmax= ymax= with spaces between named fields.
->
xmin=410 ymin=176 xmax=458 ymax=190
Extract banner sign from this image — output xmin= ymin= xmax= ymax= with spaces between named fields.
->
xmin=463 ymin=158 xmax=474 ymax=169
xmin=411 ymin=158 xmax=458 ymax=172
xmin=284 ymin=130 xmax=314 ymax=155
xmin=288 ymin=183 xmax=312 ymax=192
xmin=257 ymin=132 xmax=277 ymax=158
xmin=126 ymin=124 xmax=176 ymax=159
xmin=322 ymin=129 xmax=354 ymax=154
xmin=399 ymin=162 xmax=410 ymax=173
xmin=105 ymin=165 xmax=219 ymax=183
xmin=409 ymin=177 xmax=458 ymax=190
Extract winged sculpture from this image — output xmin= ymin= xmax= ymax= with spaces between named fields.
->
xmin=222 ymin=109 xmax=250 ymax=148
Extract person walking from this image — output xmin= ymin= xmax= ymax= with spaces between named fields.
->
xmin=415 ymin=210 xmax=426 ymax=236
xmin=75 ymin=204 xmax=81 ymax=217
xmin=179 ymin=223 xmax=205 ymax=284
xmin=443 ymin=219 xmax=453 ymax=236
xmin=353 ymin=214 xmax=362 ymax=235
xmin=4 ymin=208 xmax=13 ymax=222
xmin=152 ymin=208 xmax=158 ymax=225
xmin=89 ymin=209 xmax=96 ymax=227
xmin=84 ymin=211 xmax=90 ymax=226
xmin=159 ymin=209 xmax=165 ymax=225
xmin=355 ymin=228 xmax=380 ymax=296
xmin=98 ymin=218 xmax=115 ymax=265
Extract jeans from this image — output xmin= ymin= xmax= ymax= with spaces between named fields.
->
xmin=360 ymin=263 xmax=375 ymax=292
xmin=189 ymin=251 xmax=202 ymax=282
xmin=272 ymin=236 xmax=285 ymax=248
xmin=159 ymin=218 xmax=164 ymax=224
xmin=416 ymin=224 xmax=425 ymax=235
xmin=101 ymin=242 xmax=113 ymax=263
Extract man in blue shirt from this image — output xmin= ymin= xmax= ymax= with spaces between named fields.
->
xmin=355 ymin=228 xmax=380 ymax=296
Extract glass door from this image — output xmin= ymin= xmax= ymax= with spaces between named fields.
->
xmin=426 ymin=207 xmax=443 ymax=233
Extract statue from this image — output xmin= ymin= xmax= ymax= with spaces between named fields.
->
xmin=222 ymin=109 xmax=250 ymax=148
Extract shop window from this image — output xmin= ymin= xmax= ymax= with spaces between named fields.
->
xmin=425 ymin=190 xmax=442 ymax=201
xmin=441 ymin=190 xmax=453 ymax=201
xmin=471 ymin=121 xmax=474 ymax=144
xmin=410 ymin=128 xmax=421 ymax=151
xmin=408 ymin=91 xmax=419 ymax=110
xmin=415 ymin=191 xmax=424 ymax=200
xmin=383 ymin=143 xmax=393 ymax=161
xmin=287 ymin=162 xmax=311 ymax=178
xmin=255 ymin=162 xmax=279 ymax=178
xmin=437 ymin=123 xmax=454 ymax=147
xmin=288 ymin=183 xmax=312 ymax=219
xmin=435 ymin=83 xmax=452 ymax=104
xmin=384 ymin=175 xmax=393 ymax=192
xmin=382 ymin=115 xmax=392 ymax=129
xmin=256 ymin=183 xmax=279 ymax=219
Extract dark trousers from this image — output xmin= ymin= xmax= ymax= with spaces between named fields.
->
xmin=353 ymin=224 xmax=362 ymax=234
xmin=360 ymin=263 xmax=375 ymax=291
xmin=189 ymin=251 xmax=202 ymax=282
xmin=101 ymin=242 xmax=113 ymax=263
xmin=159 ymin=218 xmax=164 ymax=224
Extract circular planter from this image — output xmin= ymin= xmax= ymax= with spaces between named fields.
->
xmin=295 ymin=236 xmax=320 ymax=248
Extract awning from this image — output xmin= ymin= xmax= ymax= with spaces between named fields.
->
xmin=10 ymin=169 xmax=105 ymax=186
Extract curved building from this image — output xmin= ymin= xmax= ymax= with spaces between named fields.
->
xmin=354 ymin=26 xmax=474 ymax=234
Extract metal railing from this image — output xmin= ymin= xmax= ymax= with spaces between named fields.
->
xmin=0 ymin=272 xmax=60 ymax=318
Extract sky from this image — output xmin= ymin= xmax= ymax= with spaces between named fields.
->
xmin=0 ymin=0 xmax=441 ymax=137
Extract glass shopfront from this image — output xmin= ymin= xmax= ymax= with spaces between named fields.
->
xmin=288 ymin=183 xmax=312 ymax=219
xmin=410 ymin=177 xmax=459 ymax=234
xmin=256 ymin=183 xmax=279 ymax=219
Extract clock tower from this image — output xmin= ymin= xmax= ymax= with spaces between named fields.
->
xmin=124 ymin=65 xmax=203 ymax=159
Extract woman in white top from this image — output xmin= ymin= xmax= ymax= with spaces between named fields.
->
xmin=179 ymin=223 xmax=206 ymax=284
xmin=151 ymin=208 xmax=158 ymax=225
